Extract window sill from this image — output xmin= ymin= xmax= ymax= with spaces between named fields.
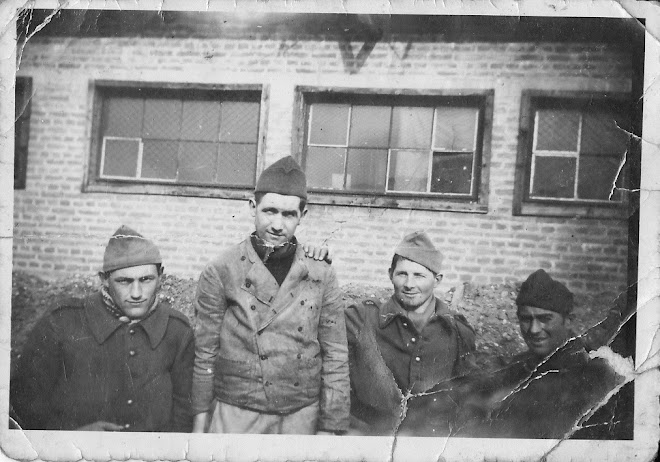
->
xmin=85 ymin=181 xmax=489 ymax=213
xmin=515 ymin=200 xmax=629 ymax=219
xmin=308 ymin=191 xmax=488 ymax=213
xmin=84 ymin=180 xmax=253 ymax=201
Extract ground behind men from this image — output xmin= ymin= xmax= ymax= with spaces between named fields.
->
xmin=11 ymin=270 xmax=621 ymax=371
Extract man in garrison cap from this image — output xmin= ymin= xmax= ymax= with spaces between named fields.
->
xmin=344 ymin=231 xmax=477 ymax=436
xmin=192 ymin=156 xmax=349 ymax=435
xmin=456 ymin=269 xmax=628 ymax=439
xmin=10 ymin=226 xmax=194 ymax=432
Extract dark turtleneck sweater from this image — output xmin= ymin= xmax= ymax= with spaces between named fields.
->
xmin=250 ymin=233 xmax=297 ymax=286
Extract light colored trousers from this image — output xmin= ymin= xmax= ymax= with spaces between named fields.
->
xmin=208 ymin=400 xmax=319 ymax=434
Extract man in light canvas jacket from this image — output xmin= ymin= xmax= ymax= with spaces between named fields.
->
xmin=192 ymin=156 xmax=349 ymax=435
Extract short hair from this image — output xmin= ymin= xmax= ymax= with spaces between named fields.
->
xmin=102 ymin=263 xmax=163 ymax=280
xmin=389 ymin=254 xmax=438 ymax=277
xmin=253 ymin=191 xmax=307 ymax=213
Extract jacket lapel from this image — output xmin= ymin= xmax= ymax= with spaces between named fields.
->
xmin=241 ymin=240 xmax=280 ymax=306
xmin=257 ymin=246 xmax=309 ymax=332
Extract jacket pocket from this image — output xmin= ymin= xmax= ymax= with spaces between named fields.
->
xmin=299 ymin=356 xmax=323 ymax=400
xmin=214 ymin=355 xmax=260 ymax=407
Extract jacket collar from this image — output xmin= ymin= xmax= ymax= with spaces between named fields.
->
xmin=378 ymin=296 xmax=452 ymax=330
xmin=85 ymin=292 xmax=171 ymax=349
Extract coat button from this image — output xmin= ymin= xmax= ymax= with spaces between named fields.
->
xmin=241 ymin=256 xmax=246 ymax=261
xmin=127 ymin=399 xmax=133 ymax=405
xmin=300 ymin=300 xmax=305 ymax=305
xmin=129 ymin=329 xmax=135 ymax=335
xmin=411 ymin=337 xmax=417 ymax=343
xmin=124 ymin=423 xmax=131 ymax=429
xmin=265 ymin=381 xmax=271 ymax=386
xmin=297 ymin=353 xmax=301 ymax=359
xmin=294 ymin=382 xmax=299 ymax=387
xmin=415 ymin=356 xmax=421 ymax=362
xmin=245 ymin=280 xmax=251 ymax=288
xmin=129 ymin=350 xmax=136 ymax=357
xmin=260 ymin=355 xmax=268 ymax=360
xmin=297 ymin=326 xmax=303 ymax=332
xmin=402 ymin=322 xmax=408 ymax=328
xmin=251 ymin=305 xmax=256 ymax=311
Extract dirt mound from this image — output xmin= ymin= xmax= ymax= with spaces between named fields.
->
xmin=11 ymin=271 xmax=621 ymax=370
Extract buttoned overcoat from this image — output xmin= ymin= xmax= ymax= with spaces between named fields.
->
xmin=11 ymin=293 xmax=194 ymax=432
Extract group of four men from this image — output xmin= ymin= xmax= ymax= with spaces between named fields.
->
xmin=11 ymin=156 xmax=625 ymax=438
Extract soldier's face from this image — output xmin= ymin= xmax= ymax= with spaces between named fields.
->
xmin=517 ymin=305 xmax=571 ymax=357
xmin=250 ymin=193 xmax=307 ymax=246
xmin=389 ymin=258 xmax=440 ymax=312
xmin=104 ymin=264 xmax=161 ymax=320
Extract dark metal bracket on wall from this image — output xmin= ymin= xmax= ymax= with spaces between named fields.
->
xmin=337 ymin=15 xmax=385 ymax=74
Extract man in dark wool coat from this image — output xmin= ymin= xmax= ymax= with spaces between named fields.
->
xmin=11 ymin=226 xmax=194 ymax=432
xmin=345 ymin=231 xmax=477 ymax=436
xmin=455 ymin=269 xmax=629 ymax=439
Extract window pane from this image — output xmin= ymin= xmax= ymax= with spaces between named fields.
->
xmin=309 ymin=104 xmax=349 ymax=145
xmin=220 ymin=101 xmax=260 ymax=143
xmin=143 ymin=99 xmax=182 ymax=139
xmin=581 ymin=112 xmax=629 ymax=156
xmin=535 ymin=110 xmax=579 ymax=152
xmin=181 ymin=101 xmax=220 ymax=142
xmin=306 ymin=146 xmax=346 ymax=189
xmin=217 ymin=143 xmax=258 ymax=186
xmin=531 ymin=156 xmax=576 ymax=198
xmin=578 ymin=155 xmax=622 ymax=200
xmin=391 ymin=107 xmax=433 ymax=149
xmin=142 ymin=140 xmax=177 ymax=179
xmin=388 ymin=150 xmax=429 ymax=192
xmin=431 ymin=152 xmax=473 ymax=194
xmin=434 ymin=108 xmax=477 ymax=151
xmin=178 ymin=141 xmax=217 ymax=183
xmin=104 ymin=97 xmax=143 ymax=138
xmin=349 ymin=106 xmax=391 ymax=148
xmin=346 ymin=148 xmax=387 ymax=192
xmin=102 ymin=138 xmax=139 ymax=177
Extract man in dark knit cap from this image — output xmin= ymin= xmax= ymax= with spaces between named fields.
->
xmin=455 ymin=269 xmax=627 ymax=439
xmin=192 ymin=156 xmax=349 ymax=435
xmin=10 ymin=226 xmax=194 ymax=432
xmin=344 ymin=231 xmax=477 ymax=436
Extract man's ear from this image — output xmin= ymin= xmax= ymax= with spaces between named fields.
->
xmin=248 ymin=198 xmax=257 ymax=217
xmin=98 ymin=271 xmax=109 ymax=287
xmin=564 ymin=312 xmax=575 ymax=326
xmin=300 ymin=206 xmax=308 ymax=219
xmin=434 ymin=274 xmax=443 ymax=287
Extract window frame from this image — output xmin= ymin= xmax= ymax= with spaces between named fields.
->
xmin=514 ymin=90 xmax=632 ymax=219
xmin=84 ymin=80 xmax=268 ymax=200
xmin=14 ymin=76 xmax=32 ymax=191
xmin=293 ymin=87 xmax=493 ymax=213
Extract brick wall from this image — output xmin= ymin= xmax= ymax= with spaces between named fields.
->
xmin=13 ymin=34 xmax=632 ymax=294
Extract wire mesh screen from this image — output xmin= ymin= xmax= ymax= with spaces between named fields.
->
xmin=535 ymin=110 xmax=579 ymax=152
xmin=100 ymin=91 xmax=259 ymax=186
xmin=531 ymin=105 xmax=628 ymax=201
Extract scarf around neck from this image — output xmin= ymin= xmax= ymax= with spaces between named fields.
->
xmin=101 ymin=285 xmax=159 ymax=324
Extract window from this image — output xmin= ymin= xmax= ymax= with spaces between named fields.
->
xmin=298 ymin=90 xmax=492 ymax=211
xmin=14 ymin=77 xmax=32 ymax=190
xmin=515 ymin=92 xmax=632 ymax=218
xmin=89 ymin=82 xmax=263 ymax=194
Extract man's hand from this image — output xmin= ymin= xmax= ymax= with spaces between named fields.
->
xmin=302 ymin=244 xmax=333 ymax=263
xmin=192 ymin=412 xmax=209 ymax=433
xmin=76 ymin=421 xmax=125 ymax=431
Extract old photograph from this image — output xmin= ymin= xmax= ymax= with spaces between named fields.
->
xmin=1 ymin=1 xmax=659 ymax=461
